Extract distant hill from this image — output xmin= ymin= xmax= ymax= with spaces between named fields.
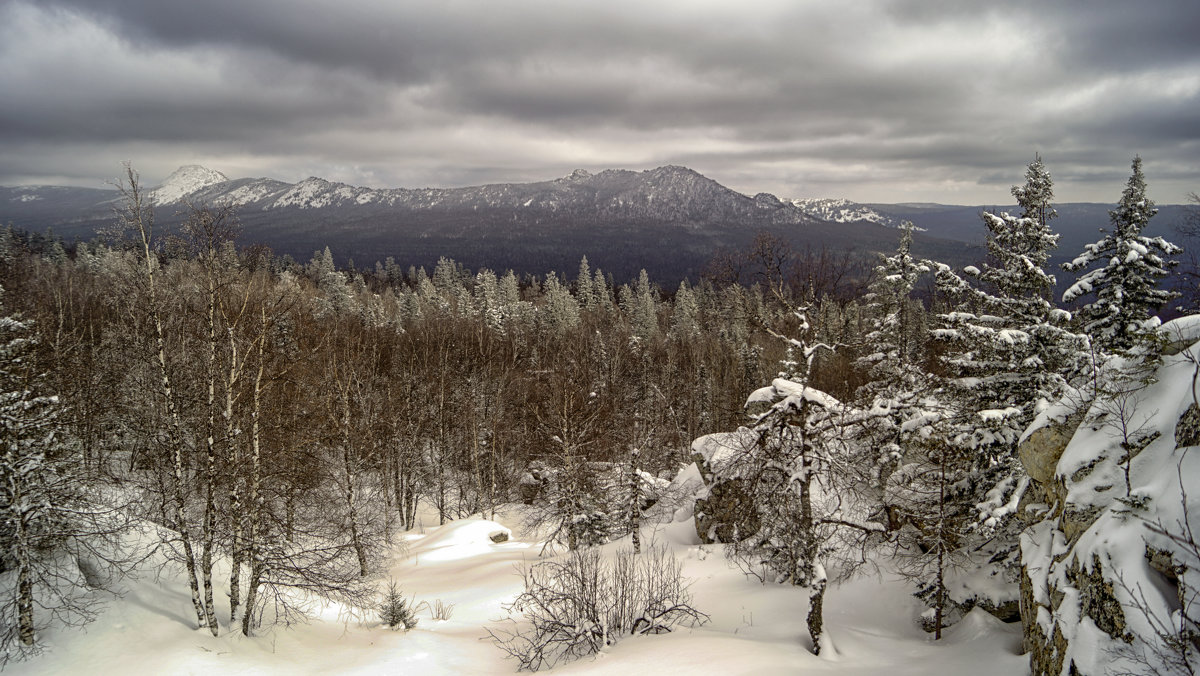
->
xmin=3 ymin=165 xmax=1188 ymax=284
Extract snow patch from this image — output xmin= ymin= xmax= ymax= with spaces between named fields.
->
xmin=148 ymin=165 xmax=228 ymax=204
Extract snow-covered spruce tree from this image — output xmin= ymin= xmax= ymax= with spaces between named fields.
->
xmin=0 ymin=292 xmax=115 ymax=658
xmin=540 ymin=272 xmax=581 ymax=334
xmin=852 ymin=224 xmax=975 ymax=637
xmin=931 ymin=157 xmax=1085 ymax=594
xmin=631 ymin=269 xmax=659 ymax=340
xmin=309 ymin=246 xmax=353 ymax=317
xmin=1012 ymin=152 xmax=1057 ymax=228
xmin=713 ymin=304 xmax=882 ymax=655
xmin=854 ymin=222 xmax=933 ymax=489
xmin=670 ymin=280 xmax=701 ymax=339
xmin=1063 ymin=156 xmax=1181 ymax=356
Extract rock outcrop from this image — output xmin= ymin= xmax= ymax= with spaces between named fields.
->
xmin=690 ymin=428 xmax=761 ymax=545
xmin=1018 ymin=319 xmax=1200 ymax=675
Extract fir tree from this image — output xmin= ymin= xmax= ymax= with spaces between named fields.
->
xmin=669 ymin=280 xmax=700 ymax=339
xmin=855 ymin=222 xmax=933 ymax=490
xmin=541 ymin=272 xmax=581 ymax=333
xmin=378 ymin=580 xmax=419 ymax=630
xmin=1062 ymin=156 xmax=1181 ymax=354
xmin=576 ymin=256 xmax=596 ymax=310
xmin=935 ymin=156 xmax=1080 ymax=457
xmin=631 ymin=270 xmax=658 ymax=340
xmin=930 ymin=157 xmax=1084 ymax=590
xmin=1011 ymin=153 xmax=1056 ymax=228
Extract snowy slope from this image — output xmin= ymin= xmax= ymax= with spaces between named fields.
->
xmin=789 ymin=198 xmax=899 ymax=227
xmin=9 ymin=503 xmax=1026 ymax=675
xmin=148 ymin=165 xmax=229 ymax=205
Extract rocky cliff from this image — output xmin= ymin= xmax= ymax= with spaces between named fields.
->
xmin=1017 ymin=316 xmax=1200 ymax=675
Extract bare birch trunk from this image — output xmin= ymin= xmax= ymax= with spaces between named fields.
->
xmin=123 ymin=167 xmax=208 ymax=632
xmin=341 ymin=383 xmax=369 ymax=577
xmin=240 ymin=312 xmax=267 ymax=635
xmin=227 ymin=327 xmax=244 ymax=627
xmin=200 ymin=261 xmax=219 ymax=636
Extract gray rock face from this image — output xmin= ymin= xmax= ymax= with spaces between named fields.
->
xmin=1175 ymin=402 xmax=1200 ymax=448
xmin=1018 ymin=412 xmax=1084 ymax=485
xmin=1017 ymin=359 xmax=1200 ymax=675
xmin=694 ymin=479 xmax=760 ymax=544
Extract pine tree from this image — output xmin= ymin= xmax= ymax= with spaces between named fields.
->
xmin=935 ymin=156 xmax=1080 ymax=457
xmin=576 ymin=256 xmax=595 ymax=310
xmin=378 ymin=580 xmax=419 ymax=631
xmin=1063 ymin=156 xmax=1181 ymax=355
xmin=855 ymin=226 xmax=993 ymax=639
xmin=631 ymin=270 xmax=658 ymax=340
xmin=541 ymin=272 xmax=581 ymax=333
xmin=474 ymin=269 xmax=503 ymax=330
xmin=310 ymin=247 xmax=352 ymax=315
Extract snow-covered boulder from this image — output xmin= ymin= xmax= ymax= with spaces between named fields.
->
xmin=691 ymin=429 xmax=760 ymax=544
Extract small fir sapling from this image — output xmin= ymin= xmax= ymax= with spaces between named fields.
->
xmin=379 ymin=579 xmax=419 ymax=631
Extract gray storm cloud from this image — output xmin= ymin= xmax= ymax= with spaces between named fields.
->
xmin=1 ymin=0 xmax=1197 ymax=203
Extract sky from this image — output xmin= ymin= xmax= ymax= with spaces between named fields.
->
xmin=1 ymin=0 xmax=1198 ymax=205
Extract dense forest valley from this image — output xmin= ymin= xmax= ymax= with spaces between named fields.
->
xmin=3 ymin=159 xmax=1200 ymax=675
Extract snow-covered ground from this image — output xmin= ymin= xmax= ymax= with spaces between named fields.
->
xmin=9 ymin=506 xmax=1027 ymax=675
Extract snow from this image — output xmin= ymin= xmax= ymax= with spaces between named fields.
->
xmin=979 ymin=406 xmax=1022 ymax=422
xmin=8 ymin=501 xmax=1028 ymax=676
xmin=148 ymin=165 xmax=229 ymax=204
xmin=1023 ymin=328 xmax=1200 ymax=673
xmin=691 ymin=428 xmax=756 ymax=474
xmin=1160 ymin=314 xmax=1200 ymax=348
xmin=787 ymin=197 xmax=903 ymax=228
xmin=751 ymin=377 xmax=844 ymax=411
xmin=273 ymin=177 xmax=336 ymax=208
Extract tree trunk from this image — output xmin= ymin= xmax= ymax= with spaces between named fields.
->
xmin=240 ymin=317 xmax=267 ymax=635
xmin=341 ymin=390 xmax=369 ymax=577
xmin=126 ymin=168 xmax=208 ymax=632
xmin=17 ymin=560 xmax=33 ymax=646
xmin=807 ymin=575 xmax=826 ymax=655
xmin=15 ymin=481 xmax=34 ymax=647
xmin=200 ymin=262 xmax=219 ymax=637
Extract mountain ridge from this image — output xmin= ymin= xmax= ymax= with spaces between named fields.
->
xmin=1 ymin=163 xmax=1189 ymax=285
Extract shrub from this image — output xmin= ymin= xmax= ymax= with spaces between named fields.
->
xmin=489 ymin=544 xmax=707 ymax=670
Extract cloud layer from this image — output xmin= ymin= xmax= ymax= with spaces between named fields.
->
xmin=2 ymin=0 xmax=1197 ymax=203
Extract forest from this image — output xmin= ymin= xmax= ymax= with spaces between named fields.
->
xmin=2 ymin=158 xmax=1198 ymax=675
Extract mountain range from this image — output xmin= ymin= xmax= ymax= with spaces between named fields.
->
xmin=1 ymin=165 xmax=1190 ymax=284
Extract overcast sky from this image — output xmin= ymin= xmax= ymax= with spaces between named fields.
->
xmin=1 ymin=0 xmax=1197 ymax=204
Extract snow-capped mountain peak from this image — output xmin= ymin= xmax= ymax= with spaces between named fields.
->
xmin=149 ymin=165 xmax=229 ymax=205
xmin=788 ymin=197 xmax=897 ymax=227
